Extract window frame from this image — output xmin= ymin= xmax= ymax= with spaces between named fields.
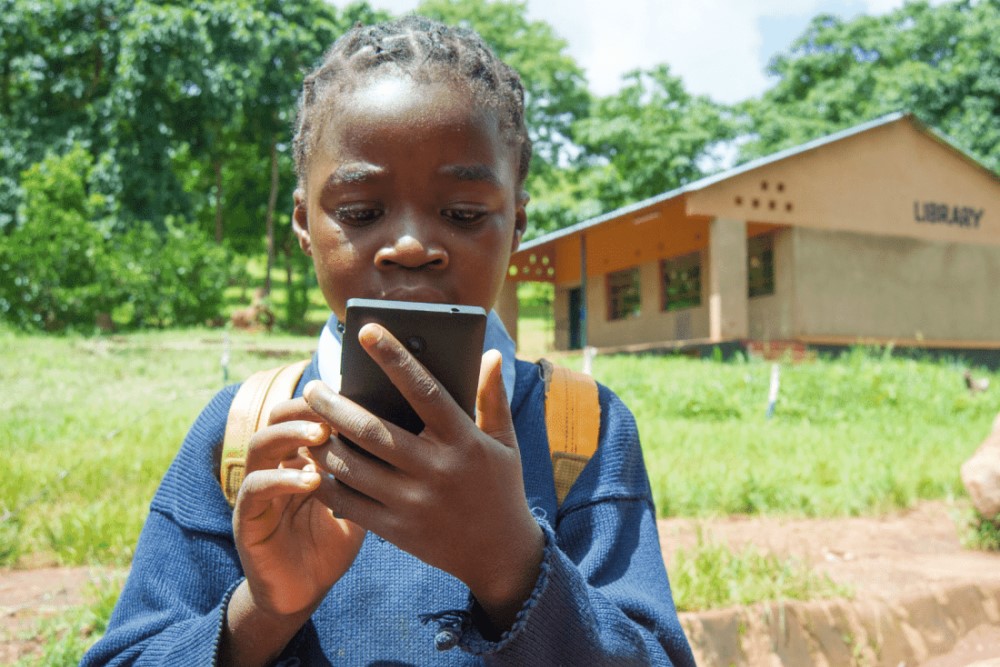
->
xmin=660 ymin=251 xmax=702 ymax=312
xmin=606 ymin=267 xmax=642 ymax=321
xmin=747 ymin=233 xmax=776 ymax=298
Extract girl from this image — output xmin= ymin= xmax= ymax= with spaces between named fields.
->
xmin=83 ymin=16 xmax=695 ymax=666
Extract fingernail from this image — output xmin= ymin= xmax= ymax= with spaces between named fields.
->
xmin=310 ymin=423 xmax=329 ymax=440
xmin=359 ymin=323 xmax=383 ymax=345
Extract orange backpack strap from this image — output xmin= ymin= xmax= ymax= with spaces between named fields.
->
xmin=539 ymin=358 xmax=601 ymax=507
xmin=220 ymin=359 xmax=311 ymax=507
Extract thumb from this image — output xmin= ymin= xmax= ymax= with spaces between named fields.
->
xmin=476 ymin=349 xmax=516 ymax=448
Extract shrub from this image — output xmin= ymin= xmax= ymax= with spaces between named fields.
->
xmin=0 ymin=145 xmax=113 ymax=331
xmin=0 ymin=145 xmax=236 ymax=331
xmin=106 ymin=218 xmax=234 ymax=328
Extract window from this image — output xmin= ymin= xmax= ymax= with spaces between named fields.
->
xmin=661 ymin=252 xmax=701 ymax=311
xmin=606 ymin=268 xmax=641 ymax=320
xmin=747 ymin=234 xmax=775 ymax=298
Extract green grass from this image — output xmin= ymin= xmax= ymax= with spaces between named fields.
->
xmin=3 ymin=329 xmax=995 ymax=568
xmin=2 ymin=326 xmax=997 ymax=658
xmin=670 ymin=529 xmax=850 ymax=612
xmin=576 ymin=348 xmax=998 ymax=518
xmin=0 ymin=326 xmax=315 ymax=567
xmin=959 ymin=509 xmax=1000 ymax=551
xmin=10 ymin=571 xmax=126 ymax=667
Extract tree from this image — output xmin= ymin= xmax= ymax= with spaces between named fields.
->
xmin=0 ymin=0 xmax=129 ymax=230
xmin=238 ymin=1 xmax=386 ymax=294
xmin=417 ymin=0 xmax=589 ymax=168
xmin=414 ymin=0 xmax=591 ymax=234
xmin=741 ymin=0 xmax=999 ymax=173
xmin=0 ymin=145 xmax=112 ymax=330
xmin=572 ymin=65 xmax=736 ymax=212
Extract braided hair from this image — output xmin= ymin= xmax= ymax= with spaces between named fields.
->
xmin=293 ymin=15 xmax=532 ymax=191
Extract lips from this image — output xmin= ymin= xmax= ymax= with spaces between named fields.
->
xmin=377 ymin=286 xmax=450 ymax=303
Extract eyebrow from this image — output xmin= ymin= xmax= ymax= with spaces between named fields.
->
xmin=323 ymin=163 xmax=384 ymax=188
xmin=440 ymin=164 xmax=502 ymax=187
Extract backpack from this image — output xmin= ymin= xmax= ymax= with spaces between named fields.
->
xmin=220 ymin=358 xmax=600 ymax=509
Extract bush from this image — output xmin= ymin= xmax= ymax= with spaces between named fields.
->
xmin=107 ymin=218 xmax=234 ymax=328
xmin=0 ymin=145 xmax=235 ymax=331
xmin=0 ymin=145 xmax=113 ymax=331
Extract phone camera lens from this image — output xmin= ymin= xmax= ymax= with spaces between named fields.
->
xmin=405 ymin=335 xmax=426 ymax=355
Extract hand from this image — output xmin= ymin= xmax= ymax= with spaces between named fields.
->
xmin=303 ymin=324 xmax=544 ymax=630
xmin=233 ymin=397 xmax=366 ymax=618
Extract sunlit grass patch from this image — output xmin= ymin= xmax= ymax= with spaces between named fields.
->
xmin=670 ymin=528 xmax=851 ymax=611
xmin=958 ymin=509 xmax=1000 ymax=552
xmin=586 ymin=349 xmax=998 ymax=518
xmin=10 ymin=570 xmax=126 ymax=667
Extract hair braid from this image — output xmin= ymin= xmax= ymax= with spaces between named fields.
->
xmin=292 ymin=15 xmax=532 ymax=191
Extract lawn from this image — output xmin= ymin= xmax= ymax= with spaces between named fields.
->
xmin=2 ymin=322 xmax=997 ymax=663
xmin=4 ymin=322 xmax=995 ymax=567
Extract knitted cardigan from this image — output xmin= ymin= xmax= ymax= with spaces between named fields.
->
xmin=83 ymin=357 xmax=695 ymax=666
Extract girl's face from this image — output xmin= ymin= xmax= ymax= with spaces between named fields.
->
xmin=293 ymin=74 xmax=527 ymax=322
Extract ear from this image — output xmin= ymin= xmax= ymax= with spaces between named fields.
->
xmin=511 ymin=189 xmax=529 ymax=253
xmin=292 ymin=189 xmax=312 ymax=256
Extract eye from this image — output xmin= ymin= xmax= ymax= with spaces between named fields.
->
xmin=333 ymin=205 xmax=382 ymax=226
xmin=441 ymin=207 xmax=487 ymax=226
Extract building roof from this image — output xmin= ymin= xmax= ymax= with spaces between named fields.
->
xmin=517 ymin=112 xmax=998 ymax=253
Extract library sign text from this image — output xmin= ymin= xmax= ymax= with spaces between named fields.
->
xmin=913 ymin=201 xmax=984 ymax=228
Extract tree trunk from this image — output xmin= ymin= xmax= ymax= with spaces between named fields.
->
xmin=214 ymin=159 xmax=224 ymax=244
xmin=284 ymin=235 xmax=293 ymax=304
xmin=264 ymin=140 xmax=279 ymax=296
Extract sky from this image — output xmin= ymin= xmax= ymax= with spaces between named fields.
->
xmin=329 ymin=0 xmax=947 ymax=103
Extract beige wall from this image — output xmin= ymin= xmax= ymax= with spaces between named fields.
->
xmin=792 ymin=228 xmax=1000 ymax=342
xmin=554 ymin=256 xmax=712 ymax=350
xmin=553 ymin=285 xmax=572 ymax=350
xmin=708 ymin=218 xmax=749 ymax=340
xmin=687 ymin=118 xmax=1000 ymax=247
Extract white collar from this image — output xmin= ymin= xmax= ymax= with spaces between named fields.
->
xmin=316 ymin=309 xmax=517 ymax=406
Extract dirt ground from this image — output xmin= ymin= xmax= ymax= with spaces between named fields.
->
xmin=2 ymin=500 xmax=999 ymax=664
xmin=659 ymin=500 xmax=1000 ymax=666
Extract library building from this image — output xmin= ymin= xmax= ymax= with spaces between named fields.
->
xmin=498 ymin=113 xmax=1000 ymax=364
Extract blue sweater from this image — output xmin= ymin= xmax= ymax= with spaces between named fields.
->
xmin=83 ymin=358 xmax=695 ymax=666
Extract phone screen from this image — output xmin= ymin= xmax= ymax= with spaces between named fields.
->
xmin=340 ymin=299 xmax=487 ymax=433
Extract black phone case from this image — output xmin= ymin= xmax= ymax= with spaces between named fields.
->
xmin=341 ymin=299 xmax=487 ymax=433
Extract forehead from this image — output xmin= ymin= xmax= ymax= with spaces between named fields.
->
xmin=307 ymin=74 xmax=518 ymax=185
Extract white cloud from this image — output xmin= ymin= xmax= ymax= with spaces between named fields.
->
xmin=327 ymin=0 xmax=945 ymax=103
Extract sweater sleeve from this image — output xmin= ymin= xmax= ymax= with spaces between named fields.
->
xmin=455 ymin=384 xmax=696 ymax=666
xmin=81 ymin=386 xmax=251 ymax=666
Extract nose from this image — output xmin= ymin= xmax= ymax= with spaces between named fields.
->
xmin=374 ymin=215 xmax=448 ymax=271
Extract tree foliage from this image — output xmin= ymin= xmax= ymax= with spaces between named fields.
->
xmin=4 ymin=0 xmax=996 ymax=332
xmin=742 ymin=0 xmax=999 ymax=172
xmin=416 ymin=0 xmax=590 ymax=170
xmin=574 ymin=65 xmax=736 ymax=212
xmin=0 ymin=145 xmax=234 ymax=331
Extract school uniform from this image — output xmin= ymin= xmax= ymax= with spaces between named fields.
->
xmin=82 ymin=317 xmax=695 ymax=666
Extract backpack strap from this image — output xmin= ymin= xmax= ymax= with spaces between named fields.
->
xmin=539 ymin=359 xmax=601 ymax=506
xmin=219 ymin=357 xmax=601 ymax=510
xmin=220 ymin=359 xmax=310 ymax=507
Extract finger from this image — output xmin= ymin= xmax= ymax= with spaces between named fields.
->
xmin=313 ymin=472 xmax=385 ymax=529
xmin=236 ymin=468 xmax=321 ymax=527
xmin=356 ymin=323 xmax=465 ymax=438
xmin=317 ymin=435 xmax=400 ymax=504
xmin=267 ymin=395 xmax=327 ymax=426
xmin=476 ymin=349 xmax=517 ymax=449
xmin=303 ymin=380 xmax=411 ymax=469
xmin=246 ymin=420 xmax=331 ymax=473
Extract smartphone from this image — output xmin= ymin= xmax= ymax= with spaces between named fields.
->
xmin=340 ymin=298 xmax=487 ymax=434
